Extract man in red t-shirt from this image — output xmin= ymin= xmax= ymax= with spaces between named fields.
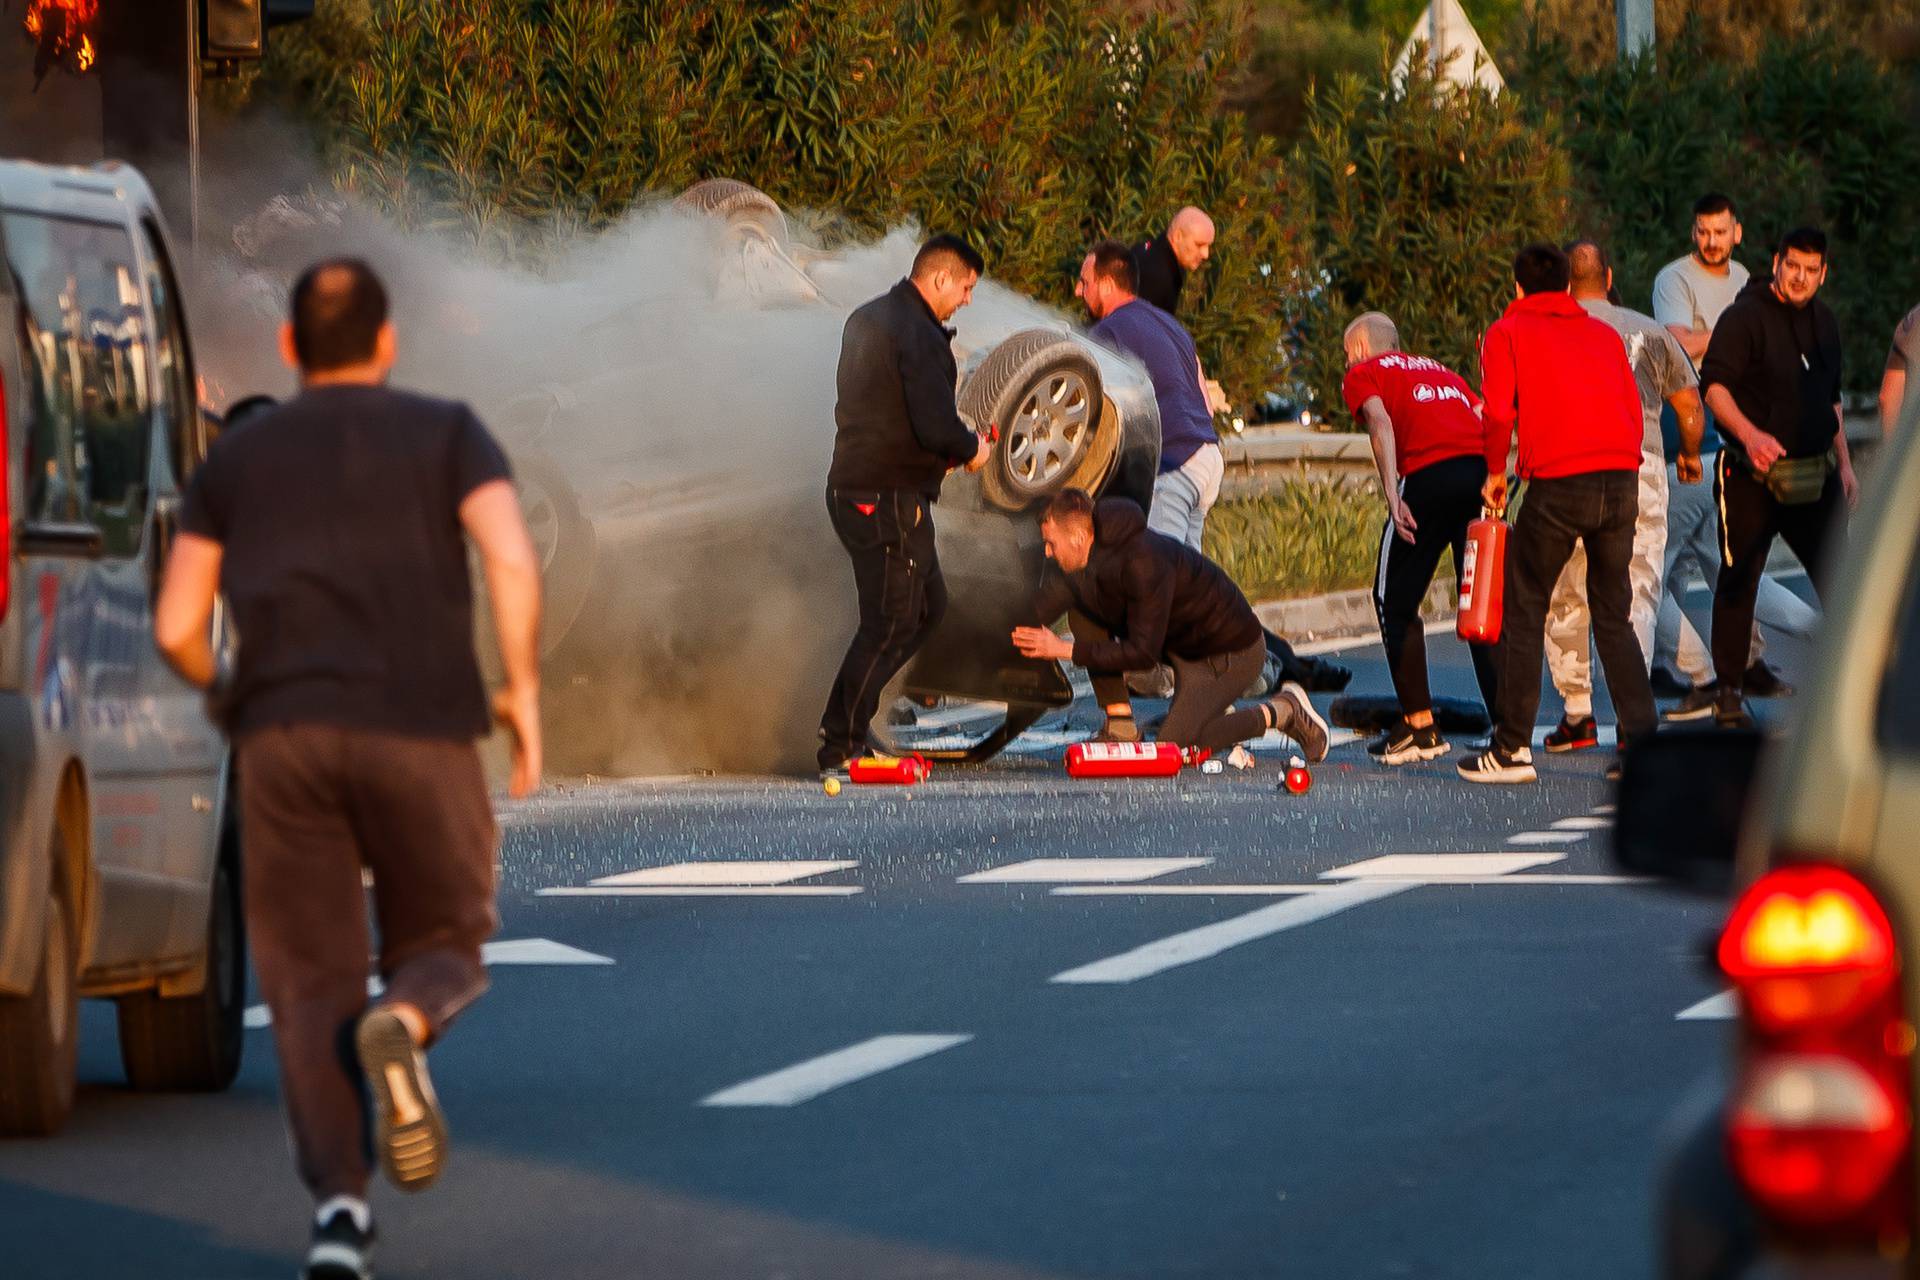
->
xmin=1343 ymin=311 xmax=1500 ymax=765
xmin=1460 ymin=243 xmax=1656 ymax=785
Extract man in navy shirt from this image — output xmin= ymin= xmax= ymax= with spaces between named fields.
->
xmin=1077 ymin=239 xmax=1221 ymax=550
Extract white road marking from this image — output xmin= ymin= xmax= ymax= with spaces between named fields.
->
xmin=1592 ymin=804 xmax=1616 ymax=814
xmin=699 ymin=1034 xmax=972 ymax=1107
xmin=1323 ymin=852 xmax=1564 ymax=879
xmin=1551 ymin=816 xmax=1612 ymax=831
xmin=1052 ymin=884 xmax=1334 ymax=897
xmin=538 ymin=885 xmax=862 ymax=897
xmin=481 ymin=938 xmax=615 ymax=966
xmin=1049 ymin=881 xmax=1413 ymax=984
xmin=1677 ymin=991 xmax=1738 ymax=1020
xmin=1506 ymin=831 xmax=1587 ymax=845
xmin=959 ymin=857 xmax=1212 ymax=884
xmin=245 ymin=938 xmax=612 ymax=1029
xmin=592 ymin=860 xmax=856 ymax=887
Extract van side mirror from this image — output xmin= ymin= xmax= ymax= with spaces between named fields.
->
xmin=1613 ymin=729 xmax=1765 ymax=895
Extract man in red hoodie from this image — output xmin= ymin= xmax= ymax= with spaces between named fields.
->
xmin=1460 ymin=243 xmax=1658 ymax=784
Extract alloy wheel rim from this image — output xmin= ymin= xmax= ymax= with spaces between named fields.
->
xmin=1004 ymin=371 xmax=1092 ymax=491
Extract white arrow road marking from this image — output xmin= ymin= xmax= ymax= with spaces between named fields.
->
xmin=244 ymin=938 xmax=614 ymax=1030
xmin=1049 ymin=881 xmax=1414 ymax=985
xmin=700 ymin=1034 xmax=973 ymax=1107
xmin=1677 ymin=991 xmax=1738 ymax=1020
xmin=959 ymin=857 xmax=1212 ymax=884
xmin=1323 ymin=853 xmax=1565 ymax=879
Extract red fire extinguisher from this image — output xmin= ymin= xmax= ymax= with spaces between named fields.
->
xmin=1457 ymin=505 xmax=1508 ymax=645
xmin=1064 ymin=741 xmax=1190 ymax=778
xmin=848 ymin=753 xmax=931 ymax=784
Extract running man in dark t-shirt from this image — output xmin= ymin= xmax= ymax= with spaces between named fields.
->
xmin=156 ymin=259 xmax=542 ymax=1280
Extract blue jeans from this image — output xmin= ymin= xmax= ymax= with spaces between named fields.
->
xmin=1148 ymin=442 xmax=1223 ymax=550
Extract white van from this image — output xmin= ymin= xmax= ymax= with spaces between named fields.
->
xmin=0 ymin=159 xmax=239 ymax=1135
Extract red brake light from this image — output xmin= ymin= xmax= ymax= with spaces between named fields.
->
xmin=1728 ymin=1054 xmax=1910 ymax=1226
xmin=1720 ymin=865 xmax=1897 ymax=1033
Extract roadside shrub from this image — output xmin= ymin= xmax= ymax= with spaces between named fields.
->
xmin=1511 ymin=22 xmax=1920 ymax=392
xmin=259 ymin=0 xmax=1310 ymax=403
xmin=1204 ymin=478 xmax=1384 ymax=600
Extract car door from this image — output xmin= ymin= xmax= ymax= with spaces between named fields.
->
xmin=133 ymin=213 xmax=225 ymax=962
xmin=1 ymin=205 xmax=170 ymax=967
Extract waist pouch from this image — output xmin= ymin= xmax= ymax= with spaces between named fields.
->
xmin=1759 ymin=452 xmax=1832 ymax=506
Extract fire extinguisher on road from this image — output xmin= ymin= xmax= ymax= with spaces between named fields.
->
xmin=1457 ymin=503 xmax=1508 ymax=645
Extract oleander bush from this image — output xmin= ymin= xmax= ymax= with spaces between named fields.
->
xmin=1204 ymin=478 xmax=1385 ymax=600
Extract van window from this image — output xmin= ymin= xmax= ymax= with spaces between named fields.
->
xmin=140 ymin=218 xmax=202 ymax=482
xmin=2 ymin=210 xmax=152 ymax=555
xmin=1882 ymin=532 xmax=1920 ymax=756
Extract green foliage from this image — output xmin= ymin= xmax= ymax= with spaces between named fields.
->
xmin=1284 ymin=56 xmax=1570 ymax=417
xmin=261 ymin=0 xmax=1308 ymax=401
xmin=1512 ymin=22 xmax=1920 ymax=392
xmin=1204 ymin=479 xmax=1384 ymax=599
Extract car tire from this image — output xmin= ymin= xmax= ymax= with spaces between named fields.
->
xmin=115 ymin=850 xmax=244 ymax=1093
xmin=960 ymin=330 xmax=1108 ymax=511
xmin=514 ymin=454 xmax=598 ymax=658
xmin=673 ymin=178 xmax=789 ymax=247
xmin=0 ymin=836 xmax=80 ymax=1137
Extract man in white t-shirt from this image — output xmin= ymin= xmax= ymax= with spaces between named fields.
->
xmin=1648 ymin=193 xmax=1812 ymax=717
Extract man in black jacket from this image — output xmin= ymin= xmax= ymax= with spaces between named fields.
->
xmin=818 ymin=234 xmax=992 ymax=775
xmin=1012 ymin=489 xmax=1330 ymax=760
xmin=1701 ymin=226 xmax=1858 ymax=728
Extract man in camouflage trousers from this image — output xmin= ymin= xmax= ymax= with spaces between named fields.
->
xmin=1541 ymin=241 xmax=1706 ymax=751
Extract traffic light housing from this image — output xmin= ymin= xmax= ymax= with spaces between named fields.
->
xmin=201 ymin=0 xmax=313 ymax=64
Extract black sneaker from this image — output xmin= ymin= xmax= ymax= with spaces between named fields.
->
xmin=304 ymin=1198 xmax=375 ymax=1280
xmin=1269 ymin=682 xmax=1330 ymax=762
xmin=1298 ymin=656 xmax=1354 ymax=693
xmin=1092 ymin=713 xmax=1141 ymax=744
xmin=1744 ymin=661 xmax=1794 ymax=699
xmin=1543 ymin=715 xmax=1599 ymax=753
xmin=1649 ymin=666 xmax=1692 ymax=699
xmin=1457 ymin=745 xmax=1537 ymax=784
xmin=1664 ymin=684 xmax=1718 ymax=722
xmin=356 ymin=1007 xmax=448 ymax=1193
xmin=1367 ymin=718 xmax=1449 ymax=766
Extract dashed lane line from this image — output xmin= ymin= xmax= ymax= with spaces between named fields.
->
xmin=1676 ymin=991 xmax=1737 ymax=1021
xmin=699 ymin=1034 xmax=973 ymax=1107
xmin=958 ymin=857 xmax=1212 ymax=885
xmin=1048 ymin=881 xmax=1415 ymax=985
xmin=1507 ymin=831 xmax=1587 ymax=845
xmin=1322 ymin=853 xmax=1565 ymax=879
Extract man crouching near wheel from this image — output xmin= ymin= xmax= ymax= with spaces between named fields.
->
xmin=1011 ymin=488 xmax=1330 ymax=762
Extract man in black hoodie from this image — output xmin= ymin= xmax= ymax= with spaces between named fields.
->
xmin=1700 ymin=226 xmax=1859 ymax=728
xmin=818 ymin=235 xmax=992 ymax=775
xmin=1011 ymin=489 xmax=1330 ymax=760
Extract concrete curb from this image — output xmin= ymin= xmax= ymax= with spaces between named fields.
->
xmin=1254 ymin=576 xmax=1454 ymax=644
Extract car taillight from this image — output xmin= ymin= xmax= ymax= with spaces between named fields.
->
xmin=1720 ymin=864 xmax=1913 ymax=1240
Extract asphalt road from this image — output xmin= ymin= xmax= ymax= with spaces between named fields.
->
xmin=0 ymin=579 xmax=1808 ymax=1280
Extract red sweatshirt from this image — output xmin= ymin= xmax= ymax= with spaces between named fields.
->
xmin=1479 ymin=292 xmax=1642 ymax=480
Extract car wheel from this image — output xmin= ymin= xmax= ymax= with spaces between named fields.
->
xmin=673 ymin=178 xmax=789 ymax=247
xmin=0 ymin=835 xmax=80 ymax=1136
xmin=961 ymin=330 xmax=1108 ymax=511
xmin=116 ymin=848 xmax=244 ymax=1093
xmin=514 ymin=454 xmax=598 ymax=657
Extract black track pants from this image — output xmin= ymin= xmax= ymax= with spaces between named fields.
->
xmin=818 ymin=488 xmax=946 ymax=770
xmin=1372 ymin=454 xmax=1498 ymax=718
xmin=1710 ymin=454 xmax=1842 ymax=698
xmin=1493 ymin=470 xmax=1657 ymax=756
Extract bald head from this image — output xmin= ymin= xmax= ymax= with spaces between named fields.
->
xmin=1342 ymin=311 xmax=1399 ymax=365
xmin=1167 ymin=206 xmax=1215 ymax=271
xmin=289 ymin=258 xmax=390 ymax=373
xmin=1565 ymin=240 xmax=1611 ymax=300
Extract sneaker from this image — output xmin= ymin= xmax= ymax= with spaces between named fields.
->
xmin=304 ymin=1198 xmax=375 ymax=1280
xmin=1457 ymin=745 xmax=1537 ymax=784
xmin=1604 ymin=758 xmax=1624 ymax=783
xmin=1716 ymin=701 xmax=1757 ymax=731
xmin=1297 ymin=655 xmax=1354 ymax=693
xmin=355 ymin=1007 xmax=448 ymax=1193
xmin=1744 ymin=661 xmax=1795 ymax=699
xmin=1649 ymin=666 xmax=1692 ymax=699
xmin=1543 ymin=715 xmax=1599 ymax=753
xmin=1664 ymin=684 xmax=1719 ymax=722
xmin=1269 ymin=682 xmax=1330 ymax=763
xmin=1092 ymin=713 xmax=1141 ymax=744
xmin=1367 ymin=718 xmax=1450 ymax=766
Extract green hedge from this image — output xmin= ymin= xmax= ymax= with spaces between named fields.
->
xmin=265 ymin=0 xmax=1308 ymax=403
xmin=1203 ymin=479 xmax=1385 ymax=601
